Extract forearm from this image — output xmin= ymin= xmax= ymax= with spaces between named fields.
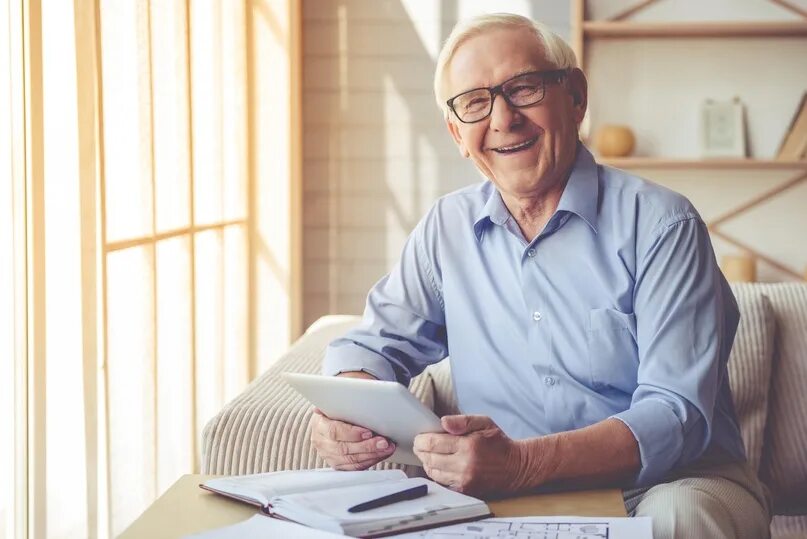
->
xmin=517 ymin=418 xmax=640 ymax=490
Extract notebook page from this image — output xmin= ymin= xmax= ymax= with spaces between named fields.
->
xmin=270 ymin=477 xmax=488 ymax=534
xmin=202 ymin=468 xmax=407 ymax=507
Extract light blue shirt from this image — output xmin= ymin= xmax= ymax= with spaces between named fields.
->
xmin=323 ymin=144 xmax=746 ymax=486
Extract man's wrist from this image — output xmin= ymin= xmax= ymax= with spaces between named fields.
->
xmin=514 ymin=420 xmax=641 ymax=490
xmin=512 ymin=434 xmax=560 ymax=491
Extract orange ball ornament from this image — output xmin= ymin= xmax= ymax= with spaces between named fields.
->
xmin=594 ymin=125 xmax=636 ymax=158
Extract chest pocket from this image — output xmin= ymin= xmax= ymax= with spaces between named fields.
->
xmin=587 ymin=308 xmax=638 ymax=392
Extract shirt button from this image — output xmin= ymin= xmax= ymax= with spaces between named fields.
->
xmin=532 ymin=311 xmax=542 ymax=321
xmin=527 ymin=248 xmax=536 ymax=258
xmin=544 ymin=376 xmax=556 ymax=386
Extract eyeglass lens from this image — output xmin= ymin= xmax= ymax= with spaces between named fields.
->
xmin=451 ymin=72 xmax=550 ymax=123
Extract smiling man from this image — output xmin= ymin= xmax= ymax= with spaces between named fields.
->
xmin=311 ymin=13 xmax=770 ymax=539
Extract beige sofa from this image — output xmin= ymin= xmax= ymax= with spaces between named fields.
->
xmin=201 ymin=284 xmax=807 ymax=538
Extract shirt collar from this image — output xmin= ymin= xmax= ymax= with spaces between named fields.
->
xmin=473 ymin=143 xmax=599 ymax=242
xmin=473 ymin=185 xmax=511 ymax=241
xmin=555 ymin=143 xmax=599 ymax=233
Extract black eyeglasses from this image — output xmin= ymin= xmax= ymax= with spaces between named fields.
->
xmin=446 ymin=69 xmax=569 ymax=124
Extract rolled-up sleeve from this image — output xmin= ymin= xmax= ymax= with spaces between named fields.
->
xmin=322 ymin=212 xmax=448 ymax=385
xmin=611 ymin=214 xmax=738 ymax=486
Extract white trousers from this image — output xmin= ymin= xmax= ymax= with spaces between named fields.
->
xmin=623 ymin=459 xmax=771 ymax=539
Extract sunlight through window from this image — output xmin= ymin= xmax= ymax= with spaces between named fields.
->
xmin=1 ymin=4 xmax=17 ymax=537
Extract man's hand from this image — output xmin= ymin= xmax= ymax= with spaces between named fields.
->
xmin=309 ymin=371 xmax=396 ymax=470
xmin=413 ymin=415 xmax=535 ymax=496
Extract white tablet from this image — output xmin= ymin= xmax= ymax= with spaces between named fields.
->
xmin=282 ymin=372 xmax=444 ymax=466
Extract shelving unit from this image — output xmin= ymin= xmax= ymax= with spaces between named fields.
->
xmin=582 ymin=20 xmax=807 ymax=38
xmin=599 ymin=158 xmax=807 ymax=171
xmin=571 ymin=0 xmax=807 ymax=280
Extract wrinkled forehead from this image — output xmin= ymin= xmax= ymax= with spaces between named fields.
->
xmin=447 ymin=26 xmax=551 ymax=95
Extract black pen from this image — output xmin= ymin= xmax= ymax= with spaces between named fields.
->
xmin=347 ymin=483 xmax=429 ymax=513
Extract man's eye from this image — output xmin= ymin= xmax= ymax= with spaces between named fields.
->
xmin=508 ymin=84 xmax=539 ymax=97
xmin=463 ymin=97 xmax=490 ymax=112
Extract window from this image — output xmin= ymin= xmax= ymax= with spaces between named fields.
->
xmin=98 ymin=2 xmax=249 ymax=529
xmin=1 ymin=2 xmax=25 ymax=537
xmin=4 ymin=0 xmax=301 ymax=536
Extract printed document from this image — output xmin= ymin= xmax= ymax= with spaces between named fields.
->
xmin=393 ymin=515 xmax=653 ymax=538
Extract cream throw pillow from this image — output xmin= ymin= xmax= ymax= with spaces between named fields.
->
xmin=753 ymin=283 xmax=807 ymax=514
xmin=727 ymin=283 xmax=775 ymax=474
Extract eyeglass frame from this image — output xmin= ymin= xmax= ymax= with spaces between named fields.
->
xmin=445 ymin=68 xmax=570 ymax=124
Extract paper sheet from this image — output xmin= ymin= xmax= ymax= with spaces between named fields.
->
xmin=202 ymin=468 xmax=406 ymax=506
xmin=182 ymin=514 xmax=344 ymax=538
xmin=392 ymin=516 xmax=653 ymax=538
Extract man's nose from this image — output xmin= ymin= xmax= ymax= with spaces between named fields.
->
xmin=489 ymin=94 xmax=522 ymax=131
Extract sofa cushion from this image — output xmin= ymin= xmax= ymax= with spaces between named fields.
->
xmin=425 ymin=360 xmax=459 ymax=417
xmin=752 ymin=283 xmax=807 ymax=514
xmin=727 ymin=284 xmax=776 ymax=474
xmin=771 ymin=514 xmax=807 ymax=539
xmin=201 ymin=315 xmax=432 ymax=476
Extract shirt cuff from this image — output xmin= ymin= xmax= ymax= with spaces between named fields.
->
xmin=611 ymin=398 xmax=684 ymax=486
xmin=322 ymin=343 xmax=399 ymax=382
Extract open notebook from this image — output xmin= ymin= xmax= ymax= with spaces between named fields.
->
xmin=200 ymin=469 xmax=491 ymax=537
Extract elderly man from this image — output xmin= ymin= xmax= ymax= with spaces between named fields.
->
xmin=310 ymin=13 xmax=770 ymax=539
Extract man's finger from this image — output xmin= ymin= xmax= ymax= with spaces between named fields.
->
xmin=320 ymin=436 xmax=395 ymax=457
xmin=317 ymin=416 xmax=373 ymax=442
xmin=441 ymin=414 xmax=495 ymax=435
xmin=324 ymin=441 xmax=395 ymax=470
xmin=413 ymin=433 xmax=460 ymax=454
xmin=323 ymin=446 xmax=395 ymax=465
xmin=332 ymin=457 xmax=383 ymax=471
xmin=422 ymin=464 xmax=459 ymax=490
xmin=415 ymin=449 xmax=464 ymax=474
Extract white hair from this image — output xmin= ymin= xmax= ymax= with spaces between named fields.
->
xmin=434 ymin=13 xmax=578 ymax=119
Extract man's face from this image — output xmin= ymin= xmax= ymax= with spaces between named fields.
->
xmin=445 ymin=27 xmax=587 ymax=199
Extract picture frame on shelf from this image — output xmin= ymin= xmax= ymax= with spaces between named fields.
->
xmin=700 ymin=98 xmax=747 ymax=158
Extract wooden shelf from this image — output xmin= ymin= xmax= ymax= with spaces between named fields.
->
xmin=583 ymin=21 xmax=807 ymax=38
xmin=598 ymin=158 xmax=807 ymax=170
xmin=573 ymin=0 xmax=807 ymax=280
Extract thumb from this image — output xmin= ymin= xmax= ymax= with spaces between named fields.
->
xmin=441 ymin=415 xmax=496 ymax=435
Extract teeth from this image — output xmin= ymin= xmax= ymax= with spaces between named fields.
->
xmin=500 ymin=141 xmax=529 ymax=151
xmin=496 ymin=137 xmax=536 ymax=152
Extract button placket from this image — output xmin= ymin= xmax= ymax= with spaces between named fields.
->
xmin=523 ymin=250 xmax=556 ymax=430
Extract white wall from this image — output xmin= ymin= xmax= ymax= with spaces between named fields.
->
xmin=302 ymin=0 xmax=807 ymax=327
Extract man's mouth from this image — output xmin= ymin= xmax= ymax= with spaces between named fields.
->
xmin=491 ymin=136 xmax=539 ymax=154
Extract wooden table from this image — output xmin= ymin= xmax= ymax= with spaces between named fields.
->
xmin=119 ymin=474 xmax=627 ymax=538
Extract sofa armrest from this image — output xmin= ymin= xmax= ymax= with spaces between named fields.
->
xmin=425 ymin=360 xmax=459 ymax=417
xmin=200 ymin=315 xmax=434 ymax=476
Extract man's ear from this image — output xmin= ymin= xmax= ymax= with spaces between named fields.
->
xmin=445 ymin=116 xmax=471 ymax=158
xmin=567 ymin=68 xmax=588 ymax=124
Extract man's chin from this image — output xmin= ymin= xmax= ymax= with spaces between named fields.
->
xmin=490 ymin=166 xmax=544 ymax=186
xmin=489 ymin=175 xmax=546 ymax=198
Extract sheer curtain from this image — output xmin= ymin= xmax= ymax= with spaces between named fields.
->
xmin=1 ymin=1 xmax=301 ymax=537
xmin=1 ymin=2 xmax=26 ymax=539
